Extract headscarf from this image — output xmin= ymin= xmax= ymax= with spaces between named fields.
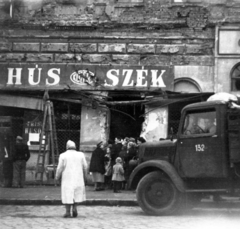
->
xmin=115 ymin=157 xmax=122 ymax=163
xmin=66 ymin=140 xmax=76 ymax=150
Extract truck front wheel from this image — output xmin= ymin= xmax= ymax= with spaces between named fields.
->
xmin=136 ymin=171 xmax=182 ymax=215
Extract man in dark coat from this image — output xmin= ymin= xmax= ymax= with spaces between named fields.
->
xmin=110 ymin=137 xmax=122 ymax=166
xmin=12 ymin=136 xmax=30 ymax=188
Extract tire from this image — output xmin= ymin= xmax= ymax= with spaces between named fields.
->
xmin=136 ymin=171 xmax=182 ymax=215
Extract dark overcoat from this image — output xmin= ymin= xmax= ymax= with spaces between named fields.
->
xmin=89 ymin=147 xmax=106 ymax=174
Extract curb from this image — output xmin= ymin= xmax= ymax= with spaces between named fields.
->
xmin=0 ymin=199 xmax=138 ymax=206
xmin=1 ymin=198 xmax=240 ymax=208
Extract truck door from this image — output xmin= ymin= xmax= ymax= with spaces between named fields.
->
xmin=176 ymin=108 xmax=227 ymax=178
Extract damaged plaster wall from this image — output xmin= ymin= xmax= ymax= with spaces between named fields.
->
xmin=80 ymin=99 xmax=109 ymax=152
xmin=141 ymin=106 xmax=168 ymax=142
xmin=0 ymin=0 xmax=232 ymax=30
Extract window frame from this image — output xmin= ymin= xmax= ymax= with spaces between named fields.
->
xmin=230 ymin=62 xmax=240 ymax=91
xmin=180 ymin=108 xmax=217 ymax=138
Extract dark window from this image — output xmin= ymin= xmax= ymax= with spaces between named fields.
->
xmin=230 ymin=62 xmax=240 ymax=91
xmin=182 ymin=109 xmax=216 ymax=136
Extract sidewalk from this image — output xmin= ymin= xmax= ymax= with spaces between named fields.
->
xmin=0 ymin=185 xmax=137 ymax=206
xmin=1 ymin=185 xmax=240 ymax=208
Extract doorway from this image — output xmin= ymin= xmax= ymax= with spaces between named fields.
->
xmin=109 ymin=103 xmax=145 ymax=141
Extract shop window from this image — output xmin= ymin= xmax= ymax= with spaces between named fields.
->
xmin=54 ymin=101 xmax=81 ymax=154
xmin=230 ymin=62 xmax=240 ymax=91
xmin=23 ymin=110 xmax=42 ymax=146
xmin=168 ymin=102 xmax=188 ymax=136
xmin=0 ymin=106 xmax=24 ymax=138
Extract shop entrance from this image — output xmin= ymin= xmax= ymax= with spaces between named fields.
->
xmin=109 ymin=103 xmax=145 ymax=141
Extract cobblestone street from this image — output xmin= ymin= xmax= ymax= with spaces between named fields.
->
xmin=1 ymin=205 xmax=240 ymax=229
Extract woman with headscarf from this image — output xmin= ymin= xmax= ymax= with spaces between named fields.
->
xmin=89 ymin=141 xmax=107 ymax=191
xmin=55 ymin=140 xmax=87 ymax=218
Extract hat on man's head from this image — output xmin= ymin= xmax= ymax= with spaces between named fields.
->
xmin=16 ymin=136 xmax=23 ymax=141
xmin=66 ymin=140 xmax=76 ymax=150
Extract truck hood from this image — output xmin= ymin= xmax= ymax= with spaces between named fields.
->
xmin=139 ymin=139 xmax=177 ymax=163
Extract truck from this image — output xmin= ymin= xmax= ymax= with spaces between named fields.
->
xmin=128 ymin=99 xmax=240 ymax=215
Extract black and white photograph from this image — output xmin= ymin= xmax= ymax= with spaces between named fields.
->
xmin=1 ymin=0 xmax=240 ymax=228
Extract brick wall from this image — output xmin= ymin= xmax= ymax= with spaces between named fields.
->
xmin=0 ymin=34 xmax=214 ymax=66
xmin=0 ymin=0 xmax=228 ymax=68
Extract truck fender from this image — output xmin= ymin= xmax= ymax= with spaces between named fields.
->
xmin=129 ymin=160 xmax=185 ymax=193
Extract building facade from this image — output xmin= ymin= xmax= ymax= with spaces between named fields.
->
xmin=0 ymin=0 xmax=239 ymax=183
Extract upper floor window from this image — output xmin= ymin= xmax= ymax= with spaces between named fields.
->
xmin=174 ymin=78 xmax=201 ymax=93
xmin=230 ymin=62 xmax=240 ymax=91
xmin=0 ymin=0 xmax=13 ymax=18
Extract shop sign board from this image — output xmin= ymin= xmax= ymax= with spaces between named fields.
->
xmin=0 ymin=63 xmax=174 ymax=91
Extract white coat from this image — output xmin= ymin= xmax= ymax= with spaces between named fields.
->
xmin=56 ymin=149 xmax=87 ymax=204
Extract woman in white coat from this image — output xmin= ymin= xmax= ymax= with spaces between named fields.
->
xmin=55 ymin=140 xmax=87 ymax=218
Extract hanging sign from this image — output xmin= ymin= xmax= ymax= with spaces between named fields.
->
xmin=0 ymin=63 xmax=174 ymax=91
xmin=23 ymin=111 xmax=42 ymax=146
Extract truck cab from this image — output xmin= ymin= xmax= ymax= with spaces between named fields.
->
xmin=175 ymin=100 xmax=228 ymax=180
xmin=129 ymin=100 xmax=240 ymax=215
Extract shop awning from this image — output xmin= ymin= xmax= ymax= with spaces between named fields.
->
xmin=0 ymin=94 xmax=43 ymax=110
xmin=143 ymin=92 xmax=214 ymax=107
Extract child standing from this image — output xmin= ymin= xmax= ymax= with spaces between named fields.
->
xmin=112 ymin=157 xmax=125 ymax=193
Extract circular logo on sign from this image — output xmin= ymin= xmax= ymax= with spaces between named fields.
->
xmin=70 ymin=70 xmax=96 ymax=86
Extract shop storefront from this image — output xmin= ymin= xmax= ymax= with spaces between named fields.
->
xmin=0 ymin=0 xmax=223 ymax=185
xmin=0 ymin=63 xmax=177 ymax=183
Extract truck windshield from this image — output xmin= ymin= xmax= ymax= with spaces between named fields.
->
xmin=182 ymin=109 xmax=216 ymax=136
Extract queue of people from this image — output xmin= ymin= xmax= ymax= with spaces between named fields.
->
xmin=88 ymin=136 xmax=146 ymax=192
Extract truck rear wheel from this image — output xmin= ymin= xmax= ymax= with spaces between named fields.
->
xmin=136 ymin=171 xmax=182 ymax=215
